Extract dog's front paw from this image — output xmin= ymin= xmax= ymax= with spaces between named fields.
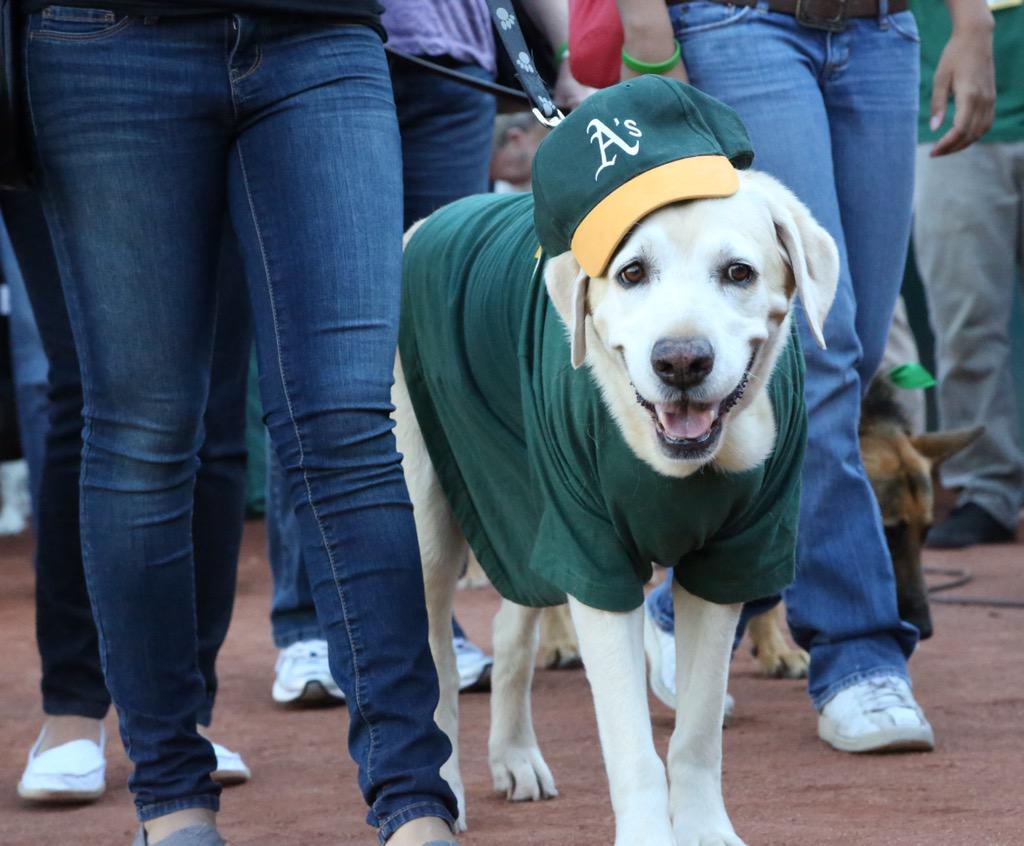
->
xmin=753 ymin=643 xmax=809 ymax=679
xmin=489 ymin=745 xmax=558 ymax=802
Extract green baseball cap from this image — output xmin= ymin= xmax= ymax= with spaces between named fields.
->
xmin=532 ymin=76 xmax=754 ymax=277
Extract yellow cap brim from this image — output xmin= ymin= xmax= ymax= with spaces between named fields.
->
xmin=570 ymin=155 xmax=739 ymax=277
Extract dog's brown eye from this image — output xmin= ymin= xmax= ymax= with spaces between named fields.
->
xmin=618 ymin=261 xmax=646 ymax=287
xmin=726 ymin=263 xmax=753 ymax=284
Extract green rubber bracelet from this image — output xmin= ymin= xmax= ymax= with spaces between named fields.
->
xmin=555 ymin=41 xmax=569 ymax=65
xmin=621 ymin=40 xmax=681 ymax=75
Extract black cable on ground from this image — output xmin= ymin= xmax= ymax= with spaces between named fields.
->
xmin=924 ymin=565 xmax=1024 ymax=609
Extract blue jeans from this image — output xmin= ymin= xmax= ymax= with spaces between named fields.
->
xmin=0 ymin=190 xmax=249 ymax=727
xmin=649 ymin=4 xmax=921 ymax=709
xmin=1 ymin=214 xmax=47 ymax=505
xmin=267 ymin=59 xmax=496 ymax=649
xmin=25 ymin=11 xmax=456 ymax=836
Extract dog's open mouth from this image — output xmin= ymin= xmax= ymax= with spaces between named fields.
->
xmin=634 ymin=352 xmax=755 ymax=458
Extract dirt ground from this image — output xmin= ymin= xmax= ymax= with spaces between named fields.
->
xmin=1 ymin=520 xmax=1022 ymax=846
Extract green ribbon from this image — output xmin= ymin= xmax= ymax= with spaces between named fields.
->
xmin=888 ymin=362 xmax=937 ymax=390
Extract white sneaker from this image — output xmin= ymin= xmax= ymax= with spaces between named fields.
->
xmin=818 ymin=675 xmax=935 ymax=753
xmin=272 ymin=639 xmax=345 ymax=705
xmin=454 ymin=636 xmax=492 ymax=692
xmin=18 ymin=725 xmax=106 ymax=803
xmin=210 ymin=741 xmax=251 ymax=786
xmin=643 ymin=603 xmax=735 ymax=724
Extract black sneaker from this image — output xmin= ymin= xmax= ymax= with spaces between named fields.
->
xmin=925 ymin=502 xmax=1016 ymax=549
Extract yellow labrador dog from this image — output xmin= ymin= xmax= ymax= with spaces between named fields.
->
xmin=393 ymin=167 xmax=838 ymax=846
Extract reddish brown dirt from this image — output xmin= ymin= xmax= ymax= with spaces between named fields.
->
xmin=2 ymin=520 xmax=1022 ymax=846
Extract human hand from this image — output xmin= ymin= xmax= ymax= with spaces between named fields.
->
xmin=554 ymin=59 xmax=597 ymax=112
xmin=929 ymin=13 xmax=995 ymax=157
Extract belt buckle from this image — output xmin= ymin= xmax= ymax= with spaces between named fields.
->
xmin=795 ymin=0 xmax=849 ymax=31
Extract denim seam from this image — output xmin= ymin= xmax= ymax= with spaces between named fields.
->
xmin=813 ymin=666 xmax=910 ymax=711
xmin=29 ymin=16 xmax=134 ymax=43
xmin=231 ymin=45 xmax=262 ymax=84
xmin=234 ymin=141 xmax=381 ymax=784
xmin=226 ymin=16 xmax=243 ymax=116
xmin=43 ymin=7 xmax=115 ymax=21
xmin=274 ymin=626 xmax=326 ymax=649
xmin=376 ymin=800 xmax=455 ymax=845
xmin=676 ymin=5 xmax=752 ymax=36
xmin=138 ymin=792 xmax=220 ymax=823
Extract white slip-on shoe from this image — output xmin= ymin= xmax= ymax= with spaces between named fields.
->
xmin=454 ymin=636 xmax=493 ymax=692
xmin=271 ymin=639 xmax=345 ymax=705
xmin=210 ymin=741 xmax=251 ymax=786
xmin=18 ymin=725 xmax=106 ymax=803
xmin=643 ymin=602 xmax=735 ymax=724
xmin=818 ymin=675 xmax=935 ymax=753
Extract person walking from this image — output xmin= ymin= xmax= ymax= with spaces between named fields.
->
xmin=266 ymin=0 xmax=498 ymax=706
xmin=914 ymin=0 xmax=1023 ymax=549
xmin=20 ymin=2 xmax=459 ymax=844
xmin=2 ymin=191 xmax=252 ymax=805
xmin=617 ymin=0 xmax=995 ymax=751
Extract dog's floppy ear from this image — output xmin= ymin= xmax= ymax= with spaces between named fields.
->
xmin=544 ymin=251 xmax=590 ymax=369
xmin=756 ymin=173 xmax=839 ymax=349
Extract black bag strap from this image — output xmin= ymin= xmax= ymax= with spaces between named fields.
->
xmin=485 ymin=0 xmax=563 ymax=126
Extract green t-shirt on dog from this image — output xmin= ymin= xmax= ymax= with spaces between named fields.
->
xmin=400 ymin=192 xmax=805 ymax=612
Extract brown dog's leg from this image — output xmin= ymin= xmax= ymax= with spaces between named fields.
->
xmin=538 ymin=605 xmax=582 ymax=670
xmin=748 ymin=604 xmax=809 ymax=679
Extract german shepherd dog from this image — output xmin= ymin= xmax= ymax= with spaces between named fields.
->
xmin=858 ymin=377 xmax=981 ymax=640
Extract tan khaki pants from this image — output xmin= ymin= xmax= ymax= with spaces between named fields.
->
xmin=913 ymin=141 xmax=1024 ymax=529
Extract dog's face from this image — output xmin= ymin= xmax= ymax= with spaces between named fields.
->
xmin=861 ymin=419 xmax=981 ymax=640
xmin=545 ymin=170 xmax=839 ymax=477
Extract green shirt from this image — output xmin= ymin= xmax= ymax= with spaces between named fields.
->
xmin=400 ymin=193 xmax=805 ymax=612
xmin=914 ymin=0 xmax=1024 ymax=143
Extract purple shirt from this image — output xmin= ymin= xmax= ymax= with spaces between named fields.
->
xmin=382 ymin=0 xmax=496 ymax=74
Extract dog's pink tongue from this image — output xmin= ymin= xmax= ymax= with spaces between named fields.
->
xmin=656 ymin=403 xmax=716 ymax=440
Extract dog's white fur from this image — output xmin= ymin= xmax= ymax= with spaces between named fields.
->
xmin=394 ymin=170 xmax=838 ymax=845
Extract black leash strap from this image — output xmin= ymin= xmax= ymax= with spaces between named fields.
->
xmin=385 ymin=48 xmax=530 ymax=114
xmin=485 ymin=0 xmax=563 ymax=126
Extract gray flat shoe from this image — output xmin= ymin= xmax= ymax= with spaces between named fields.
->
xmin=132 ymin=825 xmax=226 ymax=846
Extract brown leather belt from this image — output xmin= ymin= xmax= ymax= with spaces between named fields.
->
xmin=694 ymin=0 xmax=909 ymax=32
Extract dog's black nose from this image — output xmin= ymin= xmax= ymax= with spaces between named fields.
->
xmin=651 ymin=337 xmax=715 ymax=389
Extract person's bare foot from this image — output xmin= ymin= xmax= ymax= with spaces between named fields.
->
xmin=37 ymin=715 xmax=103 ymax=753
xmin=144 ymin=809 xmax=218 ymax=844
xmin=384 ymin=816 xmax=456 ymax=846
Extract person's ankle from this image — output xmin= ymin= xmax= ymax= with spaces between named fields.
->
xmin=144 ymin=808 xmax=217 ymax=844
xmin=384 ymin=815 xmax=455 ymax=846
xmin=38 ymin=715 xmax=103 ymax=753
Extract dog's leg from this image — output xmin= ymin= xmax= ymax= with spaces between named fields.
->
xmin=569 ymin=597 xmax=675 ymax=846
xmin=668 ymin=584 xmax=745 ymax=846
xmin=748 ymin=604 xmax=809 ymax=679
xmin=392 ymin=358 xmax=469 ymax=830
xmin=489 ymin=600 xmax=558 ymax=801
xmin=538 ymin=604 xmax=582 ymax=670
